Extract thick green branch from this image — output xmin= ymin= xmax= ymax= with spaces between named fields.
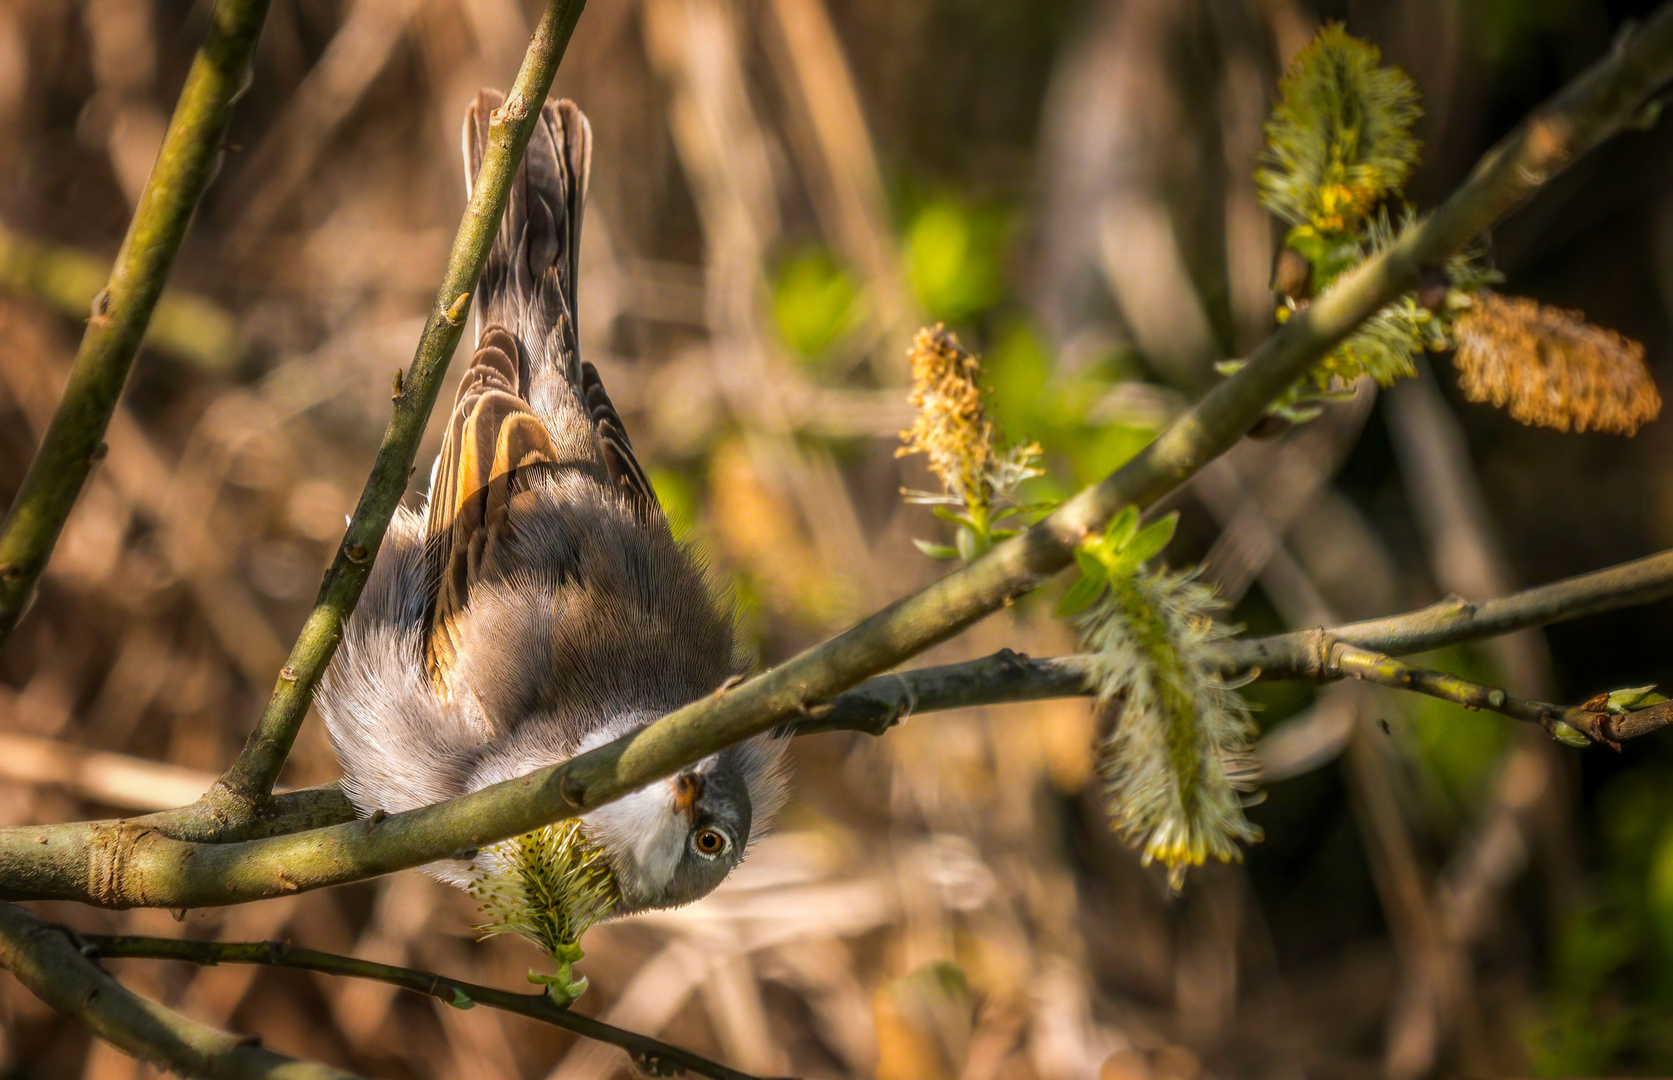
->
xmin=0 ymin=0 xmax=271 ymax=642
xmin=2 ymin=7 xmax=1670 ymax=911
xmin=2 ymin=542 xmax=1669 ymax=906
xmin=216 ymin=0 xmax=589 ymax=802
xmin=0 ymin=903 xmax=363 ymax=1079
xmin=84 ymin=935 xmax=781 ymax=1080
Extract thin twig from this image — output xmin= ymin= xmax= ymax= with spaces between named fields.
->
xmin=215 ymin=0 xmax=589 ymax=806
xmin=0 ymin=902 xmax=364 ymax=1080
xmin=0 ymin=0 xmax=272 ymax=643
xmin=83 ymin=934 xmax=787 ymax=1080
xmin=1223 ymin=548 xmax=1673 ymax=677
xmin=1326 ymin=644 xmax=1627 ymax=742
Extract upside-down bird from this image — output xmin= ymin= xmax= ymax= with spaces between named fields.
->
xmin=318 ymin=92 xmax=787 ymax=981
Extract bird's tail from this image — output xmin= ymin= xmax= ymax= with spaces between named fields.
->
xmin=461 ymin=90 xmax=592 ymax=399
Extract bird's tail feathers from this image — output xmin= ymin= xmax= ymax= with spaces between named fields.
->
xmin=462 ymin=90 xmax=591 ymax=392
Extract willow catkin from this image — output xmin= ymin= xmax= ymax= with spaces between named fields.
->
xmin=1452 ymin=291 xmax=1661 ymax=435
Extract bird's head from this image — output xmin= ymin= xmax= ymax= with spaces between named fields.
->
xmin=581 ymin=735 xmax=788 ymax=914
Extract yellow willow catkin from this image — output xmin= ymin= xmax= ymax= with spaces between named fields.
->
xmin=471 ymin=819 xmax=620 ymax=958
xmin=1452 ymin=291 xmax=1662 ymax=435
xmin=1256 ymin=23 xmax=1422 ymax=232
xmin=1082 ymin=569 xmax=1261 ymax=890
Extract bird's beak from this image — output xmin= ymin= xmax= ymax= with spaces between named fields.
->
xmin=671 ymin=772 xmax=704 ymax=820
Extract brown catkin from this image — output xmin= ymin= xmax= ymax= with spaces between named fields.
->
xmin=1452 ymin=291 xmax=1661 ymax=435
xmin=897 ymin=325 xmax=996 ymax=505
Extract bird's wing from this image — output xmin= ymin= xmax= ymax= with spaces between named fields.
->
xmin=579 ymin=359 xmax=657 ymax=511
xmin=422 ymin=326 xmax=561 ymax=690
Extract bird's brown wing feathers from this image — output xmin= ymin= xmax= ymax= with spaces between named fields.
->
xmin=580 ymin=360 xmax=657 ymax=511
xmin=423 ymin=326 xmax=561 ymax=690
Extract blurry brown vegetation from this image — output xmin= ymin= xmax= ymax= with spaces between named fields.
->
xmin=1 ymin=1 xmax=1673 ymax=1079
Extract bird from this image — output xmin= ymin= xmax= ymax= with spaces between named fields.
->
xmin=317 ymin=91 xmax=788 ymax=975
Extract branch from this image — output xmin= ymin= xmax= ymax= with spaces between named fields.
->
xmin=2 ymin=6 xmax=1671 ymax=911
xmin=83 ymin=935 xmax=784 ymax=1080
xmin=794 ymin=548 xmax=1673 ymax=740
xmin=2 ymin=540 xmax=1669 ymax=906
xmin=214 ymin=0 xmax=589 ymax=805
xmin=1222 ymin=548 xmax=1673 ymax=677
xmin=0 ymin=903 xmax=364 ymax=1079
xmin=1328 ymin=644 xmax=1590 ymax=739
xmin=0 ymin=0 xmax=271 ymax=643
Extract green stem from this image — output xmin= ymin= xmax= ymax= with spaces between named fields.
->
xmin=84 ymin=935 xmax=781 ymax=1080
xmin=216 ymin=0 xmax=589 ymax=803
xmin=0 ymin=0 xmax=272 ymax=643
xmin=0 ymin=902 xmax=363 ymax=1079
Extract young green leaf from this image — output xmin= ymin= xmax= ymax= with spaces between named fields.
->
xmin=1104 ymin=506 xmax=1142 ymax=554
xmin=932 ymin=506 xmax=972 ymax=526
xmin=1122 ymin=513 xmax=1179 ymax=567
xmin=913 ymin=538 xmax=961 ymax=560
xmin=1605 ymin=685 xmax=1667 ymax=713
xmin=1056 ymin=573 xmax=1106 ymax=618
xmin=1549 ymin=720 xmax=1592 ymax=748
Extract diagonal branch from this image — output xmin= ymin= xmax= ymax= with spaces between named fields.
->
xmin=2 ymin=6 xmax=1672 ymax=911
xmin=0 ymin=0 xmax=272 ymax=644
xmin=793 ymin=548 xmax=1673 ymax=739
xmin=214 ymin=0 xmax=589 ymax=805
xmin=84 ymin=934 xmax=784 ymax=1080
xmin=0 ymin=902 xmax=364 ymax=1079
xmin=2 ymin=543 xmax=1671 ymax=905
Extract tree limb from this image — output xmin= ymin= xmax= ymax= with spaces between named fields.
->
xmin=1223 ymin=548 xmax=1673 ymax=677
xmin=3 ymin=539 xmax=1671 ymax=906
xmin=84 ymin=934 xmax=785 ymax=1080
xmin=0 ymin=0 xmax=272 ymax=643
xmin=0 ymin=902 xmax=363 ymax=1079
xmin=214 ymin=0 xmax=589 ymax=805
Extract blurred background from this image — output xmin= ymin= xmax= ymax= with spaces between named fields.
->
xmin=2 ymin=0 xmax=1673 ymax=1076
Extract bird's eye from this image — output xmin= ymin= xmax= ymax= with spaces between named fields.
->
xmin=693 ymin=828 xmax=730 ymax=857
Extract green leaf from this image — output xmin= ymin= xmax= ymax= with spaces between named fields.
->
xmin=955 ymin=524 xmax=983 ymax=563
xmin=1102 ymin=506 xmax=1141 ymax=555
xmin=1605 ymin=685 xmax=1666 ymax=714
xmin=447 ymin=987 xmax=476 ymax=1009
xmin=1122 ymin=513 xmax=1179 ymax=567
xmin=1074 ymin=546 xmax=1108 ymax=584
xmin=912 ymin=539 xmax=960 ymax=560
xmin=1055 ymin=574 xmax=1105 ymax=618
xmin=1549 ymin=720 xmax=1592 ymax=748
xmin=932 ymin=506 xmax=972 ymax=526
